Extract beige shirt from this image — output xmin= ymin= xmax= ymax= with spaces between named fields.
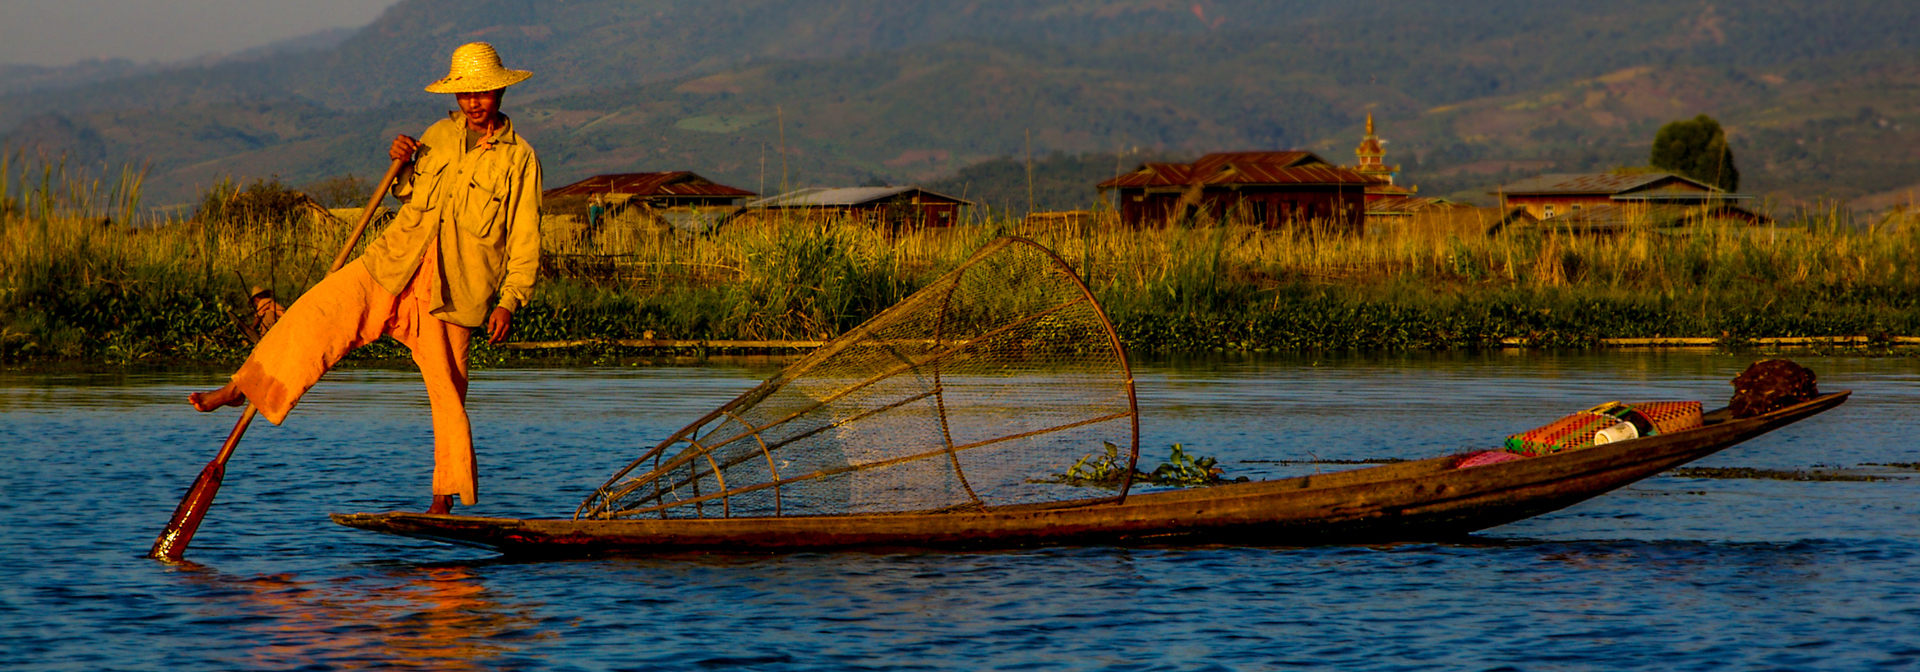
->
xmin=359 ymin=112 xmax=542 ymax=327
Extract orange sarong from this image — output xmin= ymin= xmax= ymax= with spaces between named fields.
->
xmin=228 ymin=252 xmax=478 ymax=505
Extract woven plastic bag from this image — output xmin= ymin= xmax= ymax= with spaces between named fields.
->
xmin=1628 ymin=401 xmax=1703 ymax=434
xmin=1504 ymin=401 xmax=1703 ymax=456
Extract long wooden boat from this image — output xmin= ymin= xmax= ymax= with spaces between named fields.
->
xmin=333 ymin=391 xmax=1848 ymax=555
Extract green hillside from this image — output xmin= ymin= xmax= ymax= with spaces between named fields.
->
xmin=5 ymin=0 xmax=1918 ymax=212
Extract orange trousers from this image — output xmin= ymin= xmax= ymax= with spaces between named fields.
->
xmin=229 ymin=254 xmax=477 ymax=505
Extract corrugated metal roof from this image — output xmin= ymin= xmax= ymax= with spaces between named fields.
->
xmin=1611 ymin=184 xmax=1750 ymax=201
xmin=744 ymin=186 xmax=974 ymax=208
xmin=1190 ymin=151 xmax=1323 ymax=175
xmin=1366 ymin=197 xmax=1464 ymax=213
xmin=1097 ymin=153 xmax=1341 ymax=189
xmin=1204 ymin=163 xmax=1372 ymax=186
xmin=1494 ymin=172 xmax=1716 ymax=196
xmin=1096 ymin=163 xmax=1194 ymax=189
xmin=544 ymin=172 xmax=756 ymax=199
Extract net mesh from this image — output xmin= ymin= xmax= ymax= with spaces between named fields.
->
xmin=576 ymin=237 xmax=1140 ymax=520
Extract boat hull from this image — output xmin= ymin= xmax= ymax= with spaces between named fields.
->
xmin=333 ymin=392 xmax=1848 ymax=555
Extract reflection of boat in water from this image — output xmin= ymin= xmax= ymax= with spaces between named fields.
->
xmin=333 ymin=391 xmax=1847 ymax=555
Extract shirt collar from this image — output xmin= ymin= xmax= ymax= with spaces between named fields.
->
xmin=447 ymin=111 xmax=520 ymax=147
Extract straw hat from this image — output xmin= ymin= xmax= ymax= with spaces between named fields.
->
xmin=424 ymin=42 xmax=532 ymax=94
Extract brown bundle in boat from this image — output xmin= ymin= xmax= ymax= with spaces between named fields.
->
xmin=1730 ymin=359 xmax=1819 ymax=418
xmin=576 ymin=237 xmax=1140 ymax=520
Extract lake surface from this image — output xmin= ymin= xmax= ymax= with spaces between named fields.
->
xmin=3 ymin=351 xmax=1916 ymax=670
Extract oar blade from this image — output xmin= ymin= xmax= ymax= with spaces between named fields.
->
xmin=148 ymin=460 xmax=226 ymax=561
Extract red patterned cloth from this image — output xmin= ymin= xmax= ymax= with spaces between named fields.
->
xmin=1504 ymin=412 xmax=1622 ymax=456
xmin=1456 ymin=450 xmax=1528 ymax=468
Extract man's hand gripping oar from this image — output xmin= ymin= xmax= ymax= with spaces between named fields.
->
xmin=149 ymin=157 xmax=410 ymax=563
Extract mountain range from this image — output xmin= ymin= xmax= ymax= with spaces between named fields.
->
xmin=4 ymin=0 xmax=1916 ymax=214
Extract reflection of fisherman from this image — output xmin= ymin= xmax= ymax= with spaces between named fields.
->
xmin=199 ymin=565 xmax=531 ymax=670
xmin=188 ymin=42 xmax=543 ymax=514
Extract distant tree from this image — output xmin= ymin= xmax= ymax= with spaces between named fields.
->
xmin=197 ymin=176 xmax=308 ymax=226
xmin=304 ymin=173 xmax=372 ymax=209
xmin=1650 ymin=115 xmax=1739 ymax=192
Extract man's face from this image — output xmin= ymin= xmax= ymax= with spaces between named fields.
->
xmin=456 ymin=89 xmax=504 ymax=131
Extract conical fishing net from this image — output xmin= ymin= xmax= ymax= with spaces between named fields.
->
xmin=576 ymin=237 xmax=1139 ymax=520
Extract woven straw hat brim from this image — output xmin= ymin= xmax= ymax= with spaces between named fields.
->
xmin=424 ymin=43 xmax=533 ymax=93
xmin=425 ymin=68 xmax=532 ymax=93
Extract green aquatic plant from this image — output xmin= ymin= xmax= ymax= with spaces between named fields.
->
xmin=1035 ymin=443 xmax=1238 ymax=488
xmin=1149 ymin=444 xmax=1224 ymax=487
xmin=1058 ymin=441 xmax=1129 ymax=486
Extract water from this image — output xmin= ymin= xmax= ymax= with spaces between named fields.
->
xmin=3 ymin=352 xmax=1916 ymax=670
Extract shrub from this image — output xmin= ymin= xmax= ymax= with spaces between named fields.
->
xmin=197 ymin=176 xmax=311 ymax=227
xmin=303 ymin=173 xmax=373 ymax=209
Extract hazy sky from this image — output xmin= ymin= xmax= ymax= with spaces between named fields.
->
xmin=0 ymin=0 xmax=403 ymax=67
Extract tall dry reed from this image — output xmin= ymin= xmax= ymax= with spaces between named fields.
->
xmin=6 ymin=154 xmax=1917 ymax=362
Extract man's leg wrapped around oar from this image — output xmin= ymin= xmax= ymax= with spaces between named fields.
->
xmin=191 ymin=252 xmax=479 ymax=510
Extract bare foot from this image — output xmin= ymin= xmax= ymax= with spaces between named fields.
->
xmin=427 ymin=494 xmax=454 ymax=515
xmin=188 ymin=384 xmax=245 ymax=412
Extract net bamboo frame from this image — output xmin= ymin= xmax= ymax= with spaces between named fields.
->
xmin=576 ymin=236 xmax=1140 ymax=520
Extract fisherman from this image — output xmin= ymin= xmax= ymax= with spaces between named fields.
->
xmin=587 ymin=193 xmax=605 ymax=230
xmin=188 ymin=42 xmax=542 ymax=515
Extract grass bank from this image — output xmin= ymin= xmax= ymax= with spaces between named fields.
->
xmin=5 ymin=156 xmax=1918 ymax=365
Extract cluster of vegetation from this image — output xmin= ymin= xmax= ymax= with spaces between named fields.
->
xmin=0 ymin=154 xmax=376 ymax=363
xmin=195 ymin=176 xmax=317 ymax=227
xmin=1034 ymin=442 xmax=1243 ymax=489
xmin=1668 ymin=466 xmax=1886 ymax=483
xmin=302 ymin=173 xmax=373 ymax=209
xmin=4 ymin=152 xmax=1919 ymax=365
xmin=1651 ymin=115 xmax=1740 ymax=192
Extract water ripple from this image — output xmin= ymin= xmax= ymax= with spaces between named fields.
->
xmin=3 ymin=353 xmax=1918 ymax=670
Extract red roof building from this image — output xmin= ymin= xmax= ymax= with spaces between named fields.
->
xmin=1097 ymin=151 xmax=1372 ymax=230
xmin=543 ymin=172 xmax=756 ymax=208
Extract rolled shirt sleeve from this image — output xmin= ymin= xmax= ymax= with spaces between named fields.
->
xmin=391 ymin=161 xmax=417 ymax=203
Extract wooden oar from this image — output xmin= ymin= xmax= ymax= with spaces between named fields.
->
xmin=149 ymin=158 xmax=408 ymax=562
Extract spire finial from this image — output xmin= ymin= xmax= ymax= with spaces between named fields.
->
xmin=1365 ymin=111 xmax=1374 ymax=136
